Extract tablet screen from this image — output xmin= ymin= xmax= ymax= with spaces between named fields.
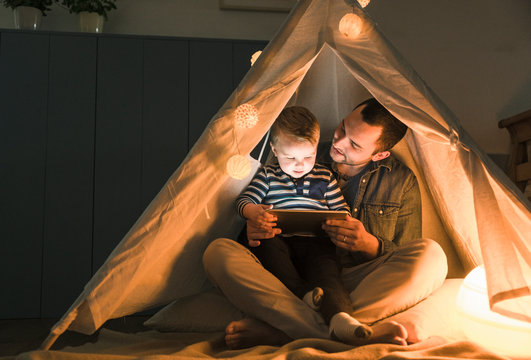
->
xmin=267 ymin=209 xmax=349 ymax=237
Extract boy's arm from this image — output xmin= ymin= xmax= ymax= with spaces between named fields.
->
xmin=236 ymin=167 xmax=269 ymax=217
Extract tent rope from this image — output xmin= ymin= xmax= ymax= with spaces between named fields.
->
xmin=258 ymin=130 xmax=271 ymax=163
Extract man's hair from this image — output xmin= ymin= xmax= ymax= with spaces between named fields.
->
xmin=355 ymin=98 xmax=408 ymax=152
xmin=271 ymin=106 xmax=320 ymax=145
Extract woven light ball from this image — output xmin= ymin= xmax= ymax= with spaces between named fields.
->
xmin=339 ymin=13 xmax=363 ymax=39
xmin=226 ymin=154 xmax=251 ymax=180
xmin=234 ymin=103 xmax=259 ymax=128
xmin=250 ymin=50 xmax=262 ymax=66
xmin=358 ymin=0 xmax=370 ymax=8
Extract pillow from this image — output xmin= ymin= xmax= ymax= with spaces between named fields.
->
xmin=380 ymin=278 xmax=466 ymax=342
xmin=144 ymin=288 xmax=244 ymax=332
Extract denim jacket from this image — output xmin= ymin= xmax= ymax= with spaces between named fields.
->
xmin=319 ymin=145 xmax=422 ymax=267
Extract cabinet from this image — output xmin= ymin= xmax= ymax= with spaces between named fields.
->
xmin=0 ymin=29 xmax=266 ymax=318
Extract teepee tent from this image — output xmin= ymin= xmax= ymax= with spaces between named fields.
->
xmin=42 ymin=0 xmax=531 ymax=349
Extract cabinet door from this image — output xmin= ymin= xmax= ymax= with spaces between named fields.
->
xmin=142 ymin=39 xmax=189 ymax=208
xmin=92 ymin=37 xmax=144 ymax=272
xmin=0 ymin=32 xmax=49 ymax=318
xmin=41 ymin=34 xmax=97 ymax=317
xmin=188 ymin=40 xmax=233 ymax=148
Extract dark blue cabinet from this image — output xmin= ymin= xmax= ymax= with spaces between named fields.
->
xmin=0 ymin=29 xmax=267 ymax=318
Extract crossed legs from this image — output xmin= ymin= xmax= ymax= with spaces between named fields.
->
xmin=203 ymin=237 xmax=447 ymax=349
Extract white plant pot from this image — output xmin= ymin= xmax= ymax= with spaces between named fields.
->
xmin=78 ymin=11 xmax=104 ymax=33
xmin=13 ymin=6 xmax=42 ymax=30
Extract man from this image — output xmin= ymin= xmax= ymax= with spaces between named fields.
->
xmin=203 ymin=98 xmax=448 ymax=349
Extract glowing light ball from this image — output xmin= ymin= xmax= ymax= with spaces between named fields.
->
xmin=456 ymin=265 xmax=531 ymax=358
xmin=250 ymin=50 xmax=262 ymax=66
xmin=234 ymin=103 xmax=259 ymax=128
xmin=358 ymin=0 xmax=370 ymax=8
xmin=227 ymin=154 xmax=251 ymax=180
xmin=339 ymin=13 xmax=363 ymax=39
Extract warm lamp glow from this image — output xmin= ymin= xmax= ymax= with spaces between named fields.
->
xmin=456 ymin=265 xmax=531 ymax=358
xmin=226 ymin=154 xmax=251 ymax=180
xmin=250 ymin=50 xmax=262 ymax=66
xmin=234 ymin=103 xmax=259 ymax=128
xmin=357 ymin=0 xmax=370 ymax=8
xmin=338 ymin=13 xmax=363 ymax=39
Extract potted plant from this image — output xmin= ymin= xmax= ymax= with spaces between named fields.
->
xmin=2 ymin=0 xmax=54 ymax=29
xmin=60 ymin=0 xmax=117 ymax=33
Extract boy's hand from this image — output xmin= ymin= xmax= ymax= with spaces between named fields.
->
xmin=243 ymin=204 xmax=278 ymax=230
xmin=243 ymin=204 xmax=281 ymax=247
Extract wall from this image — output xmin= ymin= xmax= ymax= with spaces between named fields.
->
xmin=1 ymin=0 xmax=530 ymax=155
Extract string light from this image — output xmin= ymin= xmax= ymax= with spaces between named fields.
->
xmin=250 ymin=50 xmax=262 ymax=66
xmin=234 ymin=103 xmax=259 ymax=128
xmin=227 ymin=154 xmax=251 ymax=180
xmin=339 ymin=13 xmax=363 ymax=39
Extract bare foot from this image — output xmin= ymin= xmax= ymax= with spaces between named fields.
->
xmin=225 ymin=318 xmax=292 ymax=349
xmin=336 ymin=321 xmax=408 ymax=346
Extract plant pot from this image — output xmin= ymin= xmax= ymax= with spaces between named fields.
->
xmin=13 ymin=6 xmax=42 ymax=30
xmin=78 ymin=11 xmax=104 ymax=33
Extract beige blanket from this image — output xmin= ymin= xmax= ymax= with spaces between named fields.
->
xmin=13 ymin=329 xmax=510 ymax=360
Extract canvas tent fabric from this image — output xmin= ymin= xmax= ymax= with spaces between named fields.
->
xmin=41 ymin=0 xmax=531 ymax=350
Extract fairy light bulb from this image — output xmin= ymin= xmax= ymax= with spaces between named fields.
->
xmin=250 ymin=50 xmax=262 ymax=66
xmin=234 ymin=103 xmax=259 ymax=128
xmin=227 ymin=154 xmax=251 ymax=180
xmin=339 ymin=13 xmax=363 ymax=39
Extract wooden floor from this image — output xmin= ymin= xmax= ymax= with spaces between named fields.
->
xmin=0 ymin=316 xmax=150 ymax=358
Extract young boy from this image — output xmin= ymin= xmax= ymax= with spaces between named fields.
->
xmin=236 ymin=106 xmax=373 ymax=343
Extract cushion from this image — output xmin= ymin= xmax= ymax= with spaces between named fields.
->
xmin=144 ymin=288 xmax=244 ymax=332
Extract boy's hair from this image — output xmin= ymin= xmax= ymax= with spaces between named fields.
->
xmin=355 ymin=98 xmax=408 ymax=153
xmin=271 ymin=106 xmax=320 ymax=145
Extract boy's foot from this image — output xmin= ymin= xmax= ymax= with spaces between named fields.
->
xmin=303 ymin=287 xmax=324 ymax=310
xmin=330 ymin=312 xmax=373 ymax=341
xmin=225 ymin=318 xmax=292 ymax=349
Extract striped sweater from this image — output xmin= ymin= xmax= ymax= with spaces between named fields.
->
xmin=237 ymin=163 xmax=350 ymax=217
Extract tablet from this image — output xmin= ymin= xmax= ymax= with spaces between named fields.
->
xmin=266 ymin=209 xmax=349 ymax=236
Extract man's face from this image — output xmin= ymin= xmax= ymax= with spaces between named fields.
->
xmin=271 ymin=131 xmax=317 ymax=179
xmin=330 ymin=105 xmax=385 ymax=167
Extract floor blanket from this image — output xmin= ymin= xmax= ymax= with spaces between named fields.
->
xmin=11 ymin=329 xmax=511 ymax=360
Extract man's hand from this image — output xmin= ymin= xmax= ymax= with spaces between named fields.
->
xmin=322 ymin=215 xmax=379 ymax=258
xmin=246 ymin=220 xmax=281 ymax=247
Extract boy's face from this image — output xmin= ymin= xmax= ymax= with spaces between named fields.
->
xmin=271 ymin=131 xmax=317 ymax=179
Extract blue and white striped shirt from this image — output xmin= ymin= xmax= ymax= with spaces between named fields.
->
xmin=237 ymin=163 xmax=350 ymax=217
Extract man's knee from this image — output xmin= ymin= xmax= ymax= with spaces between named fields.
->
xmin=203 ymin=238 xmax=236 ymax=274
xmin=407 ymin=238 xmax=448 ymax=283
xmin=203 ymin=237 xmax=260 ymax=281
